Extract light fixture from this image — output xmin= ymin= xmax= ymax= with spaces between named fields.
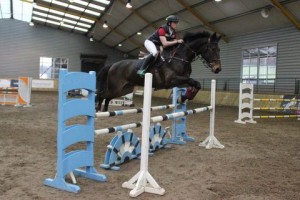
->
xmin=126 ymin=0 xmax=132 ymax=8
xmin=261 ymin=8 xmax=270 ymax=18
xmin=103 ymin=20 xmax=108 ymax=28
xmin=137 ymin=32 xmax=142 ymax=35
xmin=118 ymin=43 xmax=122 ymax=47
xmin=29 ymin=22 xmax=34 ymax=26
xmin=90 ymin=36 xmax=94 ymax=42
xmin=215 ymin=0 xmax=222 ymax=2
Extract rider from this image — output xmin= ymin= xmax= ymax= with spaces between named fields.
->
xmin=137 ymin=15 xmax=184 ymax=77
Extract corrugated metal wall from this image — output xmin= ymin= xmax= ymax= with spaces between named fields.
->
xmin=191 ymin=26 xmax=300 ymax=94
xmin=0 ymin=19 xmax=124 ymax=78
xmin=1 ymin=20 xmax=299 ymax=94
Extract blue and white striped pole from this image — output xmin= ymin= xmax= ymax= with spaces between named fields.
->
xmin=95 ymin=104 xmax=175 ymax=118
xmin=94 ymin=106 xmax=212 ymax=135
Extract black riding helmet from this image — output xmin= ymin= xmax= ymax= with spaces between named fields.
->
xmin=166 ymin=15 xmax=179 ymax=24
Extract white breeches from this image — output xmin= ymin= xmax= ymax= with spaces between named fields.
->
xmin=144 ymin=39 xmax=158 ymax=57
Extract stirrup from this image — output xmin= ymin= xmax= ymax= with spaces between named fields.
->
xmin=137 ymin=70 xmax=145 ymax=77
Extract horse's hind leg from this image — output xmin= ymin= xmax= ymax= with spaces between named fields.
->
xmin=95 ymin=95 xmax=104 ymax=112
xmin=103 ymin=98 xmax=112 ymax=112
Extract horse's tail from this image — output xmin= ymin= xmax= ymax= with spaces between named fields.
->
xmin=96 ymin=64 xmax=111 ymax=95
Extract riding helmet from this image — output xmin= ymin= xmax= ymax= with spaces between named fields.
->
xmin=166 ymin=15 xmax=179 ymax=23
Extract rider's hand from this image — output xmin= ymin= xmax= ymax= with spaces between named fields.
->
xmin=177 ymin=39 xmax=184 ymax=43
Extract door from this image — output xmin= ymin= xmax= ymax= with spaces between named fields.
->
xmin=80 ymin=54 xmax=107 ymax=74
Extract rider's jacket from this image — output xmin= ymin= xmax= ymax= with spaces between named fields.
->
xmin=148 ymin=24 xmax=176 ymax=46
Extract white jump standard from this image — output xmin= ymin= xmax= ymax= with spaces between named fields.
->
xmin=235 ymin=83 xmax=300 ymax=124
xmin=122 ymin=73 xmax=166 ymax=197
xmin=122 ymin=74 xmax=224 ymax=197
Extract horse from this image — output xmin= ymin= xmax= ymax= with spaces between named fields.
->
xmin=96 ymin=31 xmax=222 ymax=112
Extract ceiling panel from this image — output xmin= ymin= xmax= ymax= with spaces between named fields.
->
xmin=105 ymin=0 xmax=131 ymax=27
xmin=91 ymin=22 xmax=111 ymax=39
xmin=119 ymin=14 xmax=148 ymax=36
xmin=176 ymin=11 xmax=205 ymax=30
xmin=285 ymin=1 xmax=300 ymax=19
xmin=240 ymin=0 xmax=270 ymax=10
xmin=193 ymin=2 xmax=227 ymax=22
xmin=214 ymin=10 xmax=291 ymax=37
xmin=135 ymin=0 xmax=180 ymax=23
xmin=214 ymin=0 xmax=250 ymax=17
xmin=102 ymin=30 xmax=125 ymax=46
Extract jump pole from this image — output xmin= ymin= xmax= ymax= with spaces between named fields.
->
xmin=199 ymin=79 xmax=224 ymax=149
xmin=122 ymin=73 xmax=165 ymax=197
xmin=95 ymin=104 xmax=174 ymax=118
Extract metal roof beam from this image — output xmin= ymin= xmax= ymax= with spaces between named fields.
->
xmin=122 ymin=0 xmax=228 ymax=53
xmin=104 ymin=0 xmax=156 ymax=46
xmin=105 ymin=23 xmax=141 ymax=47
xmin=88 ymin=0 xmax=115 ymax=36
xmin=99 ymin=0 xmax=152 ymax=42
xmin=118 ymin=0 xmax=156 ymax=29
xmin=270 ymin=0 xmax=300 ymax=30
xmin=176 ymin=0 xmax=229 ymax=43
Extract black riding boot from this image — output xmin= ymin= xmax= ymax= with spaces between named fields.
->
xmin=137 ymin=54 xmax=155 ymax=77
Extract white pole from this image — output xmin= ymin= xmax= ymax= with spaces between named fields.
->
xmin=140 ymin=73 xmax=152 ymax=173
xmin=199 ymin=79 xmax=224 ymax=149
xmin=122 ymin=73 xmax=165 ymax=197
xmin=210 ymin=79 xmax=216 ymax=139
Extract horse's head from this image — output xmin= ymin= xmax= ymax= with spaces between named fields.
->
xmin=183 ymin=31 xmax=222 ymax=74
xmin=201 ymin=32 xmax=222 ymax=74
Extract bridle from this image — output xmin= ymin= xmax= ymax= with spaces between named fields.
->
xmin=167 ymin=41 xmax=220 ymax=70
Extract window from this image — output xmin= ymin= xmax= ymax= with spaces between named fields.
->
xmin=0 ymin=0 xmax=33 ymax=22
xmin=242 ymin=45 xmax=277 ymax=85
xmin=39 ymin=57 xmax=68 ymax=79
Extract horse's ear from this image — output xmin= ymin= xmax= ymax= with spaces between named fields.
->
xmin=216 ymin=33 xmax=222 ymax=42
xmin=209 ymin=32 xmax=217 ymax=42
xmin=210 ymin=32 xmax=221 ymax=43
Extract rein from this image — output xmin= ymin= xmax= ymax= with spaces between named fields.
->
xmin=165 ymin=42 xmax=219 ymax=70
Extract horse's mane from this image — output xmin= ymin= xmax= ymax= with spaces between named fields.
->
xmin=183 ymin=31 xmax=211 ymax=42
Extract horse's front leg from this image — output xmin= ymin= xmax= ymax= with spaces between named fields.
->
xmin=187 ymin=78 xmax=201 ymax=89
xmin=169 ymin=76 xmax=201 ymax=102
xmin=169 ymin=76 xmax=201 ymax=89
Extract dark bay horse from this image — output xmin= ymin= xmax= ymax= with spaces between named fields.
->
xmin=96 ymin=31 xmax=222 ymax=111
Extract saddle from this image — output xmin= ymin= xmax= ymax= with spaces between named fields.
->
xmin=137 ymin=46 xmax=171 ymax=70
